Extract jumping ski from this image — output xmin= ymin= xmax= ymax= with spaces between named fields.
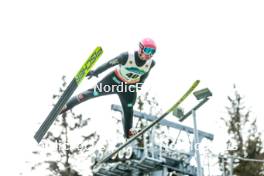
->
xmin=95 ymin=80 xmax=200 ymax=166
xmin=34 ymin=47 xmax=103 ymax=143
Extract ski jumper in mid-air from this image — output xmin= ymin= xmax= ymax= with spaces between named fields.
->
xmin=60 ymin=38 xmax=157 ymax=139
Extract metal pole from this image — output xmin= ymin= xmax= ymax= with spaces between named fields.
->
xmin=230 ymin=155 xmax=233 ymax=176
xmin=221 ymin=156 xmax=226 ymax=176
xmin=207 ymin=153 xmax=211 ymax=176
xmin=192 ymin=110 xmax=203 ymax=176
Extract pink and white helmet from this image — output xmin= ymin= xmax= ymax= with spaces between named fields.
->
xmin=138 ymin=38 xmax=157 ymax=60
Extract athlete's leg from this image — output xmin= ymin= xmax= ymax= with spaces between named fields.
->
xmin=118 ymin=88 xmax=137 ymax=138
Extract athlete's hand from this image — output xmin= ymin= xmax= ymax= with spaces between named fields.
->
xmin=86 ymin=70 xmax=99 ymax=79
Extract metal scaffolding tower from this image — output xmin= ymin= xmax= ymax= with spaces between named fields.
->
xmin=92 ymin=87 xmax=213 ymax=176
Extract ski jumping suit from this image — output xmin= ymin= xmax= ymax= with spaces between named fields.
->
xmin=62 ymin=51 xmax=155 ymax=138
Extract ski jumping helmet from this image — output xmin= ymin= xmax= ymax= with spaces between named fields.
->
xmin=138 ymin=38 xmax=156 ymax=60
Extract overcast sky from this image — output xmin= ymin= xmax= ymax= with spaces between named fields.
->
xmin=0 ymin=0 xmax=264 ymax=175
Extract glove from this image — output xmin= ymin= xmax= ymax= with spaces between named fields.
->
xmin=86 ymin=70 xmax=99 ymax=79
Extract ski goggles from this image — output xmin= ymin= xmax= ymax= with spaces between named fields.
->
xmin=143 ymin=47 xmax=156 ymax=55
xmin=140 ymin=43 xmax=156 ymax=55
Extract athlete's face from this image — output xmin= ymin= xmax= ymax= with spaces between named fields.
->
xmin=138 ymin=44 xmax=155 ymax=61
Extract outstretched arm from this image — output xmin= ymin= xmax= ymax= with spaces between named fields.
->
xmin=87 ymin=52 xmax=128 ymax=78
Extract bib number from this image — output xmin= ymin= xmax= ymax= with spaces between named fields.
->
xmin=126 ymin=73 xmax=140 ymax=79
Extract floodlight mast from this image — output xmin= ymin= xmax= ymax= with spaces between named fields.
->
xmin=174 ymin=88 xmax=213 ymax=176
